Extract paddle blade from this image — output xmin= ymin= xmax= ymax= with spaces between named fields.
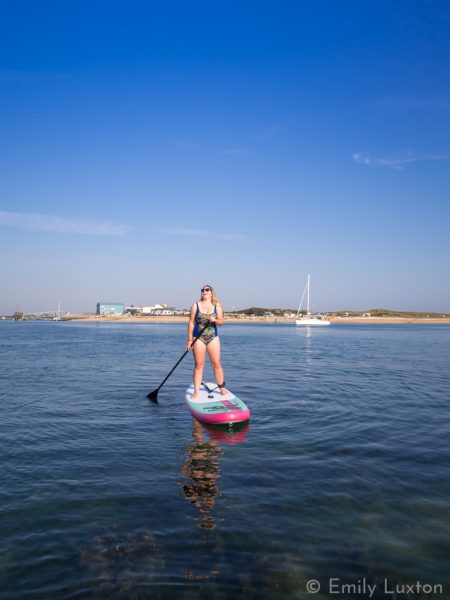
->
xmin=147 ymin=389 xmax=159 ymax=403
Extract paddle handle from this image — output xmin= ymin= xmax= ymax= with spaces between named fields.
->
xmin=155 ymin=322 xmax=209 ymax=392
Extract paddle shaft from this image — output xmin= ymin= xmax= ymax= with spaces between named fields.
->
xmin=151 ymin=322 xmax=210 ymax=395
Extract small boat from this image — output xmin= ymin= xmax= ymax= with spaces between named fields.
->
xmin=53 ymin=299 xmax=61 ymax=321
xmin=295 ymin=274 xmax=331 ymax=326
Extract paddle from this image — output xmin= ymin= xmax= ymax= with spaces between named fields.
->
xmin=147 ymin=322 xmax=210 ymax=403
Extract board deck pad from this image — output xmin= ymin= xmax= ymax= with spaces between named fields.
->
xmin=185 ymin=382 xmax=250 ymax=425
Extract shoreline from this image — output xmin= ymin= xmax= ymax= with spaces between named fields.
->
xmin=61 ymin=315 xmax=450 ymax=325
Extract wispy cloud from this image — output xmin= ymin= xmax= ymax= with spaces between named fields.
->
xmin=373 ymin=96 xmax=450 ymax=111
xmin=162 ymin=227 xmax=244 ymax=241
xmin=353 ymin=153 xmax=450 ymax=170
xmin=0 ymin=211 xmax=132 ymax=236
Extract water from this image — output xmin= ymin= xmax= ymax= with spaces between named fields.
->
xmin=1 ymin=321 xmax=450 ymax=599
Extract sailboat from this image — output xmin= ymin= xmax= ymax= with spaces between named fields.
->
xmin=295 ymin=274 xmax=331 ymax=326
xmin=53 ymin=299 xmax=61 ymax=321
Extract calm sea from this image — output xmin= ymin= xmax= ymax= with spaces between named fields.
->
xmin=1 ymin=321 xmax=450 ymax=599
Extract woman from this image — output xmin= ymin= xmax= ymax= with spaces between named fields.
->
xmin=186 ymin=285 xmax=227 ymax=400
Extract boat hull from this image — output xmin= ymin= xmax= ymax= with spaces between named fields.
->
xmin=296 ymin=318 xmax=330 ymax=326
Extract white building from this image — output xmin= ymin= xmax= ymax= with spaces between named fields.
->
xmin=142 ymin=304 xmax=165 ymax=314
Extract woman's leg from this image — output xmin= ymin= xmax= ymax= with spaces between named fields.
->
xmin=207 ymin=337 xmax=227 ymax=395
xmin=192 ymin=339 xmax=206 ymax=399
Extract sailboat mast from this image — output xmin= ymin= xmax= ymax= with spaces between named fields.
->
xmin=307 ymin=274 xmax=310 ymax=316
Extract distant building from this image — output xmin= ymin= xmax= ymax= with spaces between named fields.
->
xmin=96 ymin=302 xmax=125 ymax=316
xmin=125 ymin=305 xmax=143 ymax=315
xmin=142 ymin=304 xmax=164 ymax=315
xmin=153 ymin=308 xmax=175 ymax=315
xmin=142 ymin=304 xmax=175 ymax=315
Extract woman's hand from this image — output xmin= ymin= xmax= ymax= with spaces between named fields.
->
xmin=186 ymin=339 xmax=193 ymax=351
xmin=208 ymin=316 xmax=222 ymax=326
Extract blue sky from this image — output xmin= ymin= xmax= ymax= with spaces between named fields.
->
xmin=1 ymin=0 xmax=449 ymax=313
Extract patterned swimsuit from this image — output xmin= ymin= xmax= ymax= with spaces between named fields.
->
xmin=193 ymin=303 xmax=218 ymax=345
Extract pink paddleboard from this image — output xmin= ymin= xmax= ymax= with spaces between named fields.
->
xmin=185 ymin=382 xmax=250 ymax=425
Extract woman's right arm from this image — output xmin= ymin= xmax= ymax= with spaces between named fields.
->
xmin=186 ymin=304 xmax=196 ymax=351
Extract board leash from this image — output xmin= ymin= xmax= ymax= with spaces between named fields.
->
xmin=201 ymin=381 xmax=217 ymax=397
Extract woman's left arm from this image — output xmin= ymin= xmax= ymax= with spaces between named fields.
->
xmin=212 ymin=305 xmax=224 ymax=326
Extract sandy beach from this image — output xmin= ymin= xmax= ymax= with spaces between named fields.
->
xmin=69 ymin=315 xmax=450 ymax=325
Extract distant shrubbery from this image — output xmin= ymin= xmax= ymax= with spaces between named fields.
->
xmin=367 ymin=308 xmax=450 ymax=318
xmin=226 ymin=307 xmax=298 ymax=317
xmin=226 ymin=307 xmax=450 ymax=318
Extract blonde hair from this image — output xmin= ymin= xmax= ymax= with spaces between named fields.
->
xmin=200 ymin=284 xmax=221 ymax=307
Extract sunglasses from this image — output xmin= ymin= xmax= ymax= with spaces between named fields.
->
xmin=201 ymin=288 xmax=211 ymax=292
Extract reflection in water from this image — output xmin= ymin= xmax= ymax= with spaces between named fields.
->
xmin=296 ymin=325 xmax=315 ymax=370
xmin=204 ymin=420 xmax=250 ymax=445
xmin=179 ymin=420 xmax=250 ymax=530
xmin=179 ymin=420 xmax=224 ymax=530
xmin=179 ymin=419 xmax=250 ymax=583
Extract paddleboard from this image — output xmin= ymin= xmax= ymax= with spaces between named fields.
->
xmin=185 ymin=382 xmax=250 ymax=425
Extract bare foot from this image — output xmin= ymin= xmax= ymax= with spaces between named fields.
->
xmin=219 ymin=387 xmax=228 ymax=396
xmin=192 ymin=390 xmax=199 ymax=400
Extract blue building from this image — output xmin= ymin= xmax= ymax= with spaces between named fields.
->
xmin=96 ymin=302 xmax=125 ymax=316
